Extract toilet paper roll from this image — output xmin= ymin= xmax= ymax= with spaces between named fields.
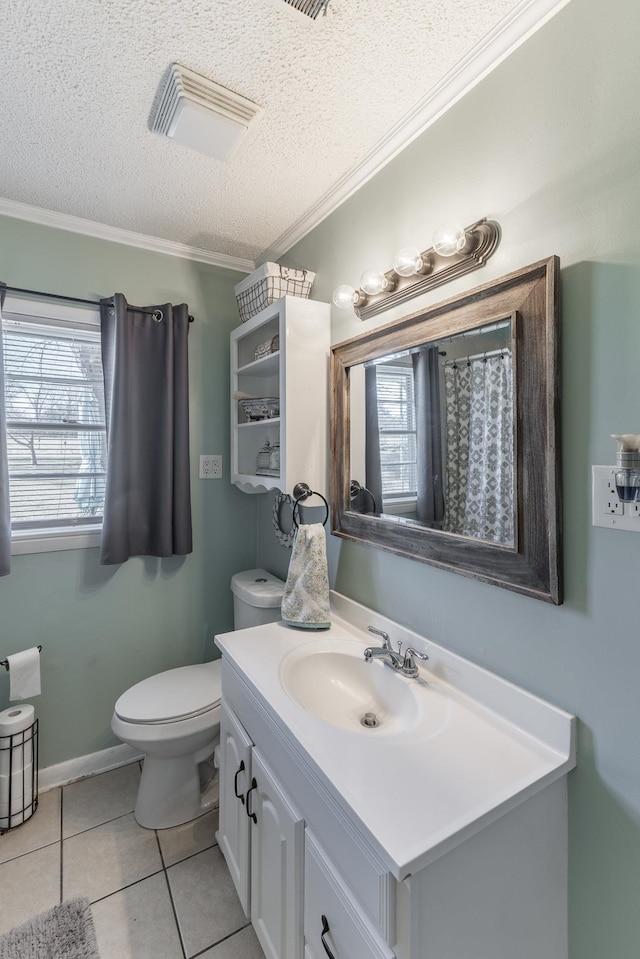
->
xmin=0 ymin=703 xmax=35 ymax=738
xmin=7 ymin=647 xmax=41 ymax=700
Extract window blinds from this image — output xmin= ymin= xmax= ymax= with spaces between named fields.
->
xmin=2 ymin=317 xmax=106 ymax=530
xmin=375 ymin=364 xmax=417 ymax=498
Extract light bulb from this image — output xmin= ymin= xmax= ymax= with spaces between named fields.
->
xmin=332 ymin=284 xmax=357 ymax=309
xmin=432 ymin=222 xmax=467 ymax=257
xmin=392 ymin=246 xmax=423 ymax=277
xmin=360 ymin=269 xmax=388 ymax=296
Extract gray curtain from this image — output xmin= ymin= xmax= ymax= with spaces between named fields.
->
xmin=100 ymin=294 xmax=192 ymax=565
xmin=0 ymin=286 xmax=10 ymax=575
xmin=412 ymin=347 xmax=444 ymax=525
xmin=364 ymin=365 xmax=382 ymax=514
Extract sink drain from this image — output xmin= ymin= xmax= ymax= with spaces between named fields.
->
xmin=360 ymin=711 xmax=380 ymax=728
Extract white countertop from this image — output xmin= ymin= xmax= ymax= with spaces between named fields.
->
xmin=215 ymin=591 xmax=575 ymax=878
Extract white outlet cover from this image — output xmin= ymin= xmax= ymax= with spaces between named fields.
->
xmin=200 ymin=454 xmax=223 ymax=479
xmin=592 ymin=465 xmax=640 ymax=531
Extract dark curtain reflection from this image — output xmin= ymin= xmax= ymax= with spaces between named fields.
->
xmin=362 ymin=365 xmax=383 ymax=514
xmin=413 ymin=347 xmax=444 ymax=525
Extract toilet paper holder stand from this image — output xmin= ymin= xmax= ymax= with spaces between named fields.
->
xmin=0 ymin=645 xmax=42 ymax=671
xmin=0 ymin=707 xmax=39 ymax=833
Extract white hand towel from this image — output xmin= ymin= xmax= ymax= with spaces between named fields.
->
xmin=281 ymin=524 xmax=331 ymax=630
xmin=7 ymin=648 xmax=41 ymax=700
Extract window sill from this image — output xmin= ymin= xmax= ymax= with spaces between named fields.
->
xmin=11 ymin=526 xmax=102 ymax=555
xmin=382 ymin=497 xmax=417 ymax=515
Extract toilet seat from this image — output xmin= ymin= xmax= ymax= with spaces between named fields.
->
xmin=114 ymin=662 xmax=222 ymax=725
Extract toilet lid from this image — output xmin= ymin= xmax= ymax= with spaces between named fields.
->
xmin=114 ymin=661 xmax=222 ymax=724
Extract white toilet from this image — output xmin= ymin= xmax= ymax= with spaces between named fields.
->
xmin=111 ymin=568 xmax=285 ymax=829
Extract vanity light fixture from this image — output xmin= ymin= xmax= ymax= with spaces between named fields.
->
xmin=332 ymin=217 xmax=501 ymax=321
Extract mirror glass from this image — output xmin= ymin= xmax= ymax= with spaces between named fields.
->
xmin=330 ymin=258 xmax=562 ymax=604
xmin=349 ymin=317 xmax=515 ymax=546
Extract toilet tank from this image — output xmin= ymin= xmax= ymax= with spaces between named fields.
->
xmin=231 ymin=568 xmax=285 ymax=630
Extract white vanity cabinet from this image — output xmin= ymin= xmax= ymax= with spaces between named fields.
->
xmin=216 ymin=598 xmax=576 ymax=959
xmin=230 ymin=295 xmax=330 ymax=494
xmin=218 ymin=669 xmax=399 ymax=959
xmin=217 ymin=704 xmax=304 ymax=959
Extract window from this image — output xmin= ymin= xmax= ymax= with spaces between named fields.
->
xmin=1 ymin=299 xmax=106 ymax=553
xmin=375 ymin=363 xmax=417 ymax=503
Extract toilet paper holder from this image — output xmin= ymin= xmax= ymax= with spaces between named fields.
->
xmin=0 ymin=645 xmax=42 ymax=671
xmin=0 ymin=709 xmax=39 ymax=832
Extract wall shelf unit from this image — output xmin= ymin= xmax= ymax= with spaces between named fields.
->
xmin=230 ymin=295 xmax=330 ymax=495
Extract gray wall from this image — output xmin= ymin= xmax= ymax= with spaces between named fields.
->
xmin=257 ymin=0 xmax=640 ymax=956
xmin=0 ymin=217 xmax=257 ymax=766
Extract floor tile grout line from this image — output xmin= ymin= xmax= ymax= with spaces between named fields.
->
xmin=59 ymin=786 xmax=64 ymax=903
xmin=189 ymin=921 xmax=254 ymax=959
xmin=162 ymin=839 xmax=218 ymax=870
xmin=0 ymin=836 xmax=60 ymax=867
xmin=86 ymin=866 xmax=167 ymax=906
xmin=155 ymin=828 xmax=167 ymax=870
xmin=161 ymin=861 xmax=188 ymax=959
xmin=62 ymin=806 xmax=139 ymax=841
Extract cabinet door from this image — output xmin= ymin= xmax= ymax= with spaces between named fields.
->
xmin=249 ymin=749 xmax=305 ymax=959
xmin=217 ymin=705 xmax=253 ymax=917
xmin=304 ymin=831 xmax=395 ymax=959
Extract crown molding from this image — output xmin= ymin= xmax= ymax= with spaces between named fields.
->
xmin=260 ymin=0 xmax=571 ymax=262
xmin=0 ymin=197 xmax=254 ymax=274
xmin=0 ymin=0 xmax=569 ymax=273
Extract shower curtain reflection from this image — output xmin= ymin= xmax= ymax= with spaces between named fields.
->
xmin=443 ymin=352 xmax=514 ymax=544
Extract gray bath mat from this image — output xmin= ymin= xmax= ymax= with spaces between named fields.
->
xmin=0 ymin=898 xmax=100 ymax=959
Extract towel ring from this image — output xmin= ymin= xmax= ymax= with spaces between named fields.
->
xmin=292 ymin=483 xmax=329 ymax=529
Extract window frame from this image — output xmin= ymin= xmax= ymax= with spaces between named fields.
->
xmin=2 ymin=295 xmax=104 ymax=555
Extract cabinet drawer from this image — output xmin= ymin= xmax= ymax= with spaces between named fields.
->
xmin=304 ymin=831 xmax=395 ymax=959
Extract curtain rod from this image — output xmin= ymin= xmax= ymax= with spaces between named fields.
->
xmin=444 ymin=347 xmax=510 ymax=366
xmin=2 ymin=285 xmax=195 ymax=323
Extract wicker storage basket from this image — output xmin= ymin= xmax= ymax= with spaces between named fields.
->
xmin=234 ymin=263 xmax=315 ymax=323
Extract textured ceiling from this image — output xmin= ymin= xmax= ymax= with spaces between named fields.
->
xmin=1 ymin=0 xmax=527 ymax=264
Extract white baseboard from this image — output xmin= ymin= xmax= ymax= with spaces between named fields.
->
xmin=39 ymin=743 xmax=143 ymax=792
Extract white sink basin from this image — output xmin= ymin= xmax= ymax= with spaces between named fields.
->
xmin=216 ymin=596 xmax=576 ymax=876
xmin=279 ymin=639 xmax=426 ymax=734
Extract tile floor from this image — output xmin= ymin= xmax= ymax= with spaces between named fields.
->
xmin=0 ymin=762 xmax=266 ymax=959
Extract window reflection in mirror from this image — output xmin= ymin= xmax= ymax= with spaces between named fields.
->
xmin=350 ymin=317 xmax=516 ymax=547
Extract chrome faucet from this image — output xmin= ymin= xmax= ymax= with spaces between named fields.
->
xmin=364 ymin=626 xmax=429 ymax=678
xmin=367 ymin=626 xmax=392 ymax=649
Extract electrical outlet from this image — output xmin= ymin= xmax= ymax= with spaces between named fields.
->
xmin=200 ymin=454 xmax=223 ymax=479
xmin=592 ymin=465 xmax=640 ymax=531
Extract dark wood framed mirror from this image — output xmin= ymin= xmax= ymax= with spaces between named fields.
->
xmin=330 ymin=256 xmax=562 ymax=604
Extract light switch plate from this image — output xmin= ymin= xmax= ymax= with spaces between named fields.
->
xmin=592 ymin=465 xmax=640 ymax=531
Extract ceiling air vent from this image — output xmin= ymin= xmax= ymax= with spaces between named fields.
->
xmin=280 ymin=0 xmax=330 ymax=19
xmin=151 ymin=64 xmax=262 ymax=162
